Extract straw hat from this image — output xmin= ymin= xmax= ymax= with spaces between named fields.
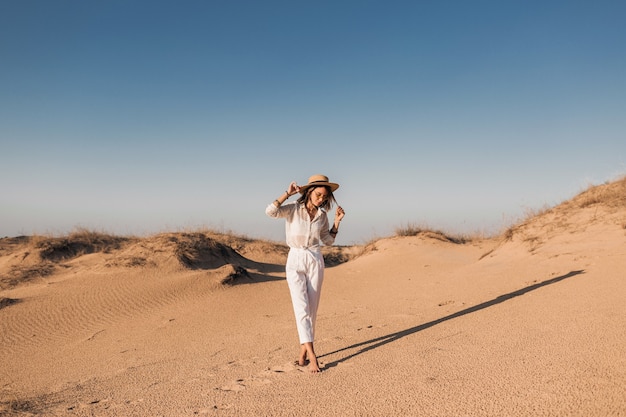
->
xmin=299 ymin=174 xmax=339 ymax=194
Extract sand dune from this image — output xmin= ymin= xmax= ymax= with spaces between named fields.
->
xmin=1 ymin=178 xmax=625 ymax=416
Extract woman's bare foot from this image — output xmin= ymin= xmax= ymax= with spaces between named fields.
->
xmin=295 ymin=345 xmax=308 ymax=367
xmin=308 ymin=356 xmax=321 ymax=373
xmin=302 ymin=342 xmax=321 ymax=373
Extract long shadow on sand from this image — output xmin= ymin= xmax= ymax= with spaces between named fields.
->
xmin=320 ymin=270 xmax=585 ymax=368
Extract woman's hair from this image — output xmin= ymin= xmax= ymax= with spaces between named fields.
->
xmin=297 ymin=185 xmax=336 ymax=210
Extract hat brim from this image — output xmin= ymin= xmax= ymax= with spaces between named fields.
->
xmin=299 ymin=182 xmax=339 ymax=194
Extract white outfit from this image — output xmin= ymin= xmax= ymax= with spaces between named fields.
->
xmin=266 ymin=201 xmax=335 ymax=343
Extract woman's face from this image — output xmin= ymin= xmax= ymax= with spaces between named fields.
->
xmin=308 ymin=186 xmax=329 ymax=207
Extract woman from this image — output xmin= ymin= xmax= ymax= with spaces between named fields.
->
xmin=265 ymin=174 xmax=345 ymax=373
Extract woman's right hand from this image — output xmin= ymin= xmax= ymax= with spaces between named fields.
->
xmin=287 ymin=181 xmax=300 ymax=196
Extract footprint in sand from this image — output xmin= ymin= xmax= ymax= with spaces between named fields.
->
xmin=218 ymin=361 xmax=303 ymax=392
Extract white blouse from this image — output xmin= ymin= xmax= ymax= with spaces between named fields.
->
xmin=266 ymin=201 xmax=335 ymax=249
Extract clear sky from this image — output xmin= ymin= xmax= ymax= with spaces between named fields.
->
xmin=1 ymin=1 xmax=625 ymax=244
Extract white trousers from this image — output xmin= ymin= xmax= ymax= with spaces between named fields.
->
xmin=285 ymin=248 xmax=325 ymax=344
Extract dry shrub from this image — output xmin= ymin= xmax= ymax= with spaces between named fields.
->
xmin=0 ymin=297 xmax=20 ymax=309
xmin=34 ymin=228 xmax=130 ymax=261
xmin=172 ymin=233 xmax=242 ymax=270
xmin=105 ymin=256 xmax=153 ymax=268
xmin=0 ymin=397 xmax=49 ymax=416
xmin=215 ymin=264 xmax=251 ymax=285
xmin=1 ymin=264 xmax=56 ymax=290
xmin=322 ymin=246 xmax=353 ymax=266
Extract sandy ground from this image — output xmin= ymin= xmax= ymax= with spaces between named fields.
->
xmin=1 ymin=180 xmax=625 ymax=416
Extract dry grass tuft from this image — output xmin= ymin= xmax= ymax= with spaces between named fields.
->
xmin=571 ymin=176 xmax=626 ymax=209
xmin=500 ymin=204 xmax=552 ymax=242
xmin=394 ymin=223 xmax=472 ymax=244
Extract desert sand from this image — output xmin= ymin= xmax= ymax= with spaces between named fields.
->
xmin=1 ymin=178 xmax=625 ymax=416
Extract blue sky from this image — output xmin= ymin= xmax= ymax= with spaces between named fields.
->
xmin=1 ymin=1 xmax=625 ymax=244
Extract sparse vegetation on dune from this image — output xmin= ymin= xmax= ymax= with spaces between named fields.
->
xmin=570 ymin=176 xmax=626 ymax=209
xmin=501 ymin=175 xmax=626 ymax=242
xmin=2 ymin=176 xmax=625 ymax=290
xmin=0 ymin=229 xmax=136 ymax=289
xmin=0 ymin=228 xmax=354 ymax=290
xmin=392 ymin=176 xmax=626 ymax=253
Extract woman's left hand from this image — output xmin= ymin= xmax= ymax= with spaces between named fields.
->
xmin=335 ymin=206 xmax=345 ymax=222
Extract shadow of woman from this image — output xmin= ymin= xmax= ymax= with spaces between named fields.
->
xmin=320 ymin=270 xmax=585 ymax=369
